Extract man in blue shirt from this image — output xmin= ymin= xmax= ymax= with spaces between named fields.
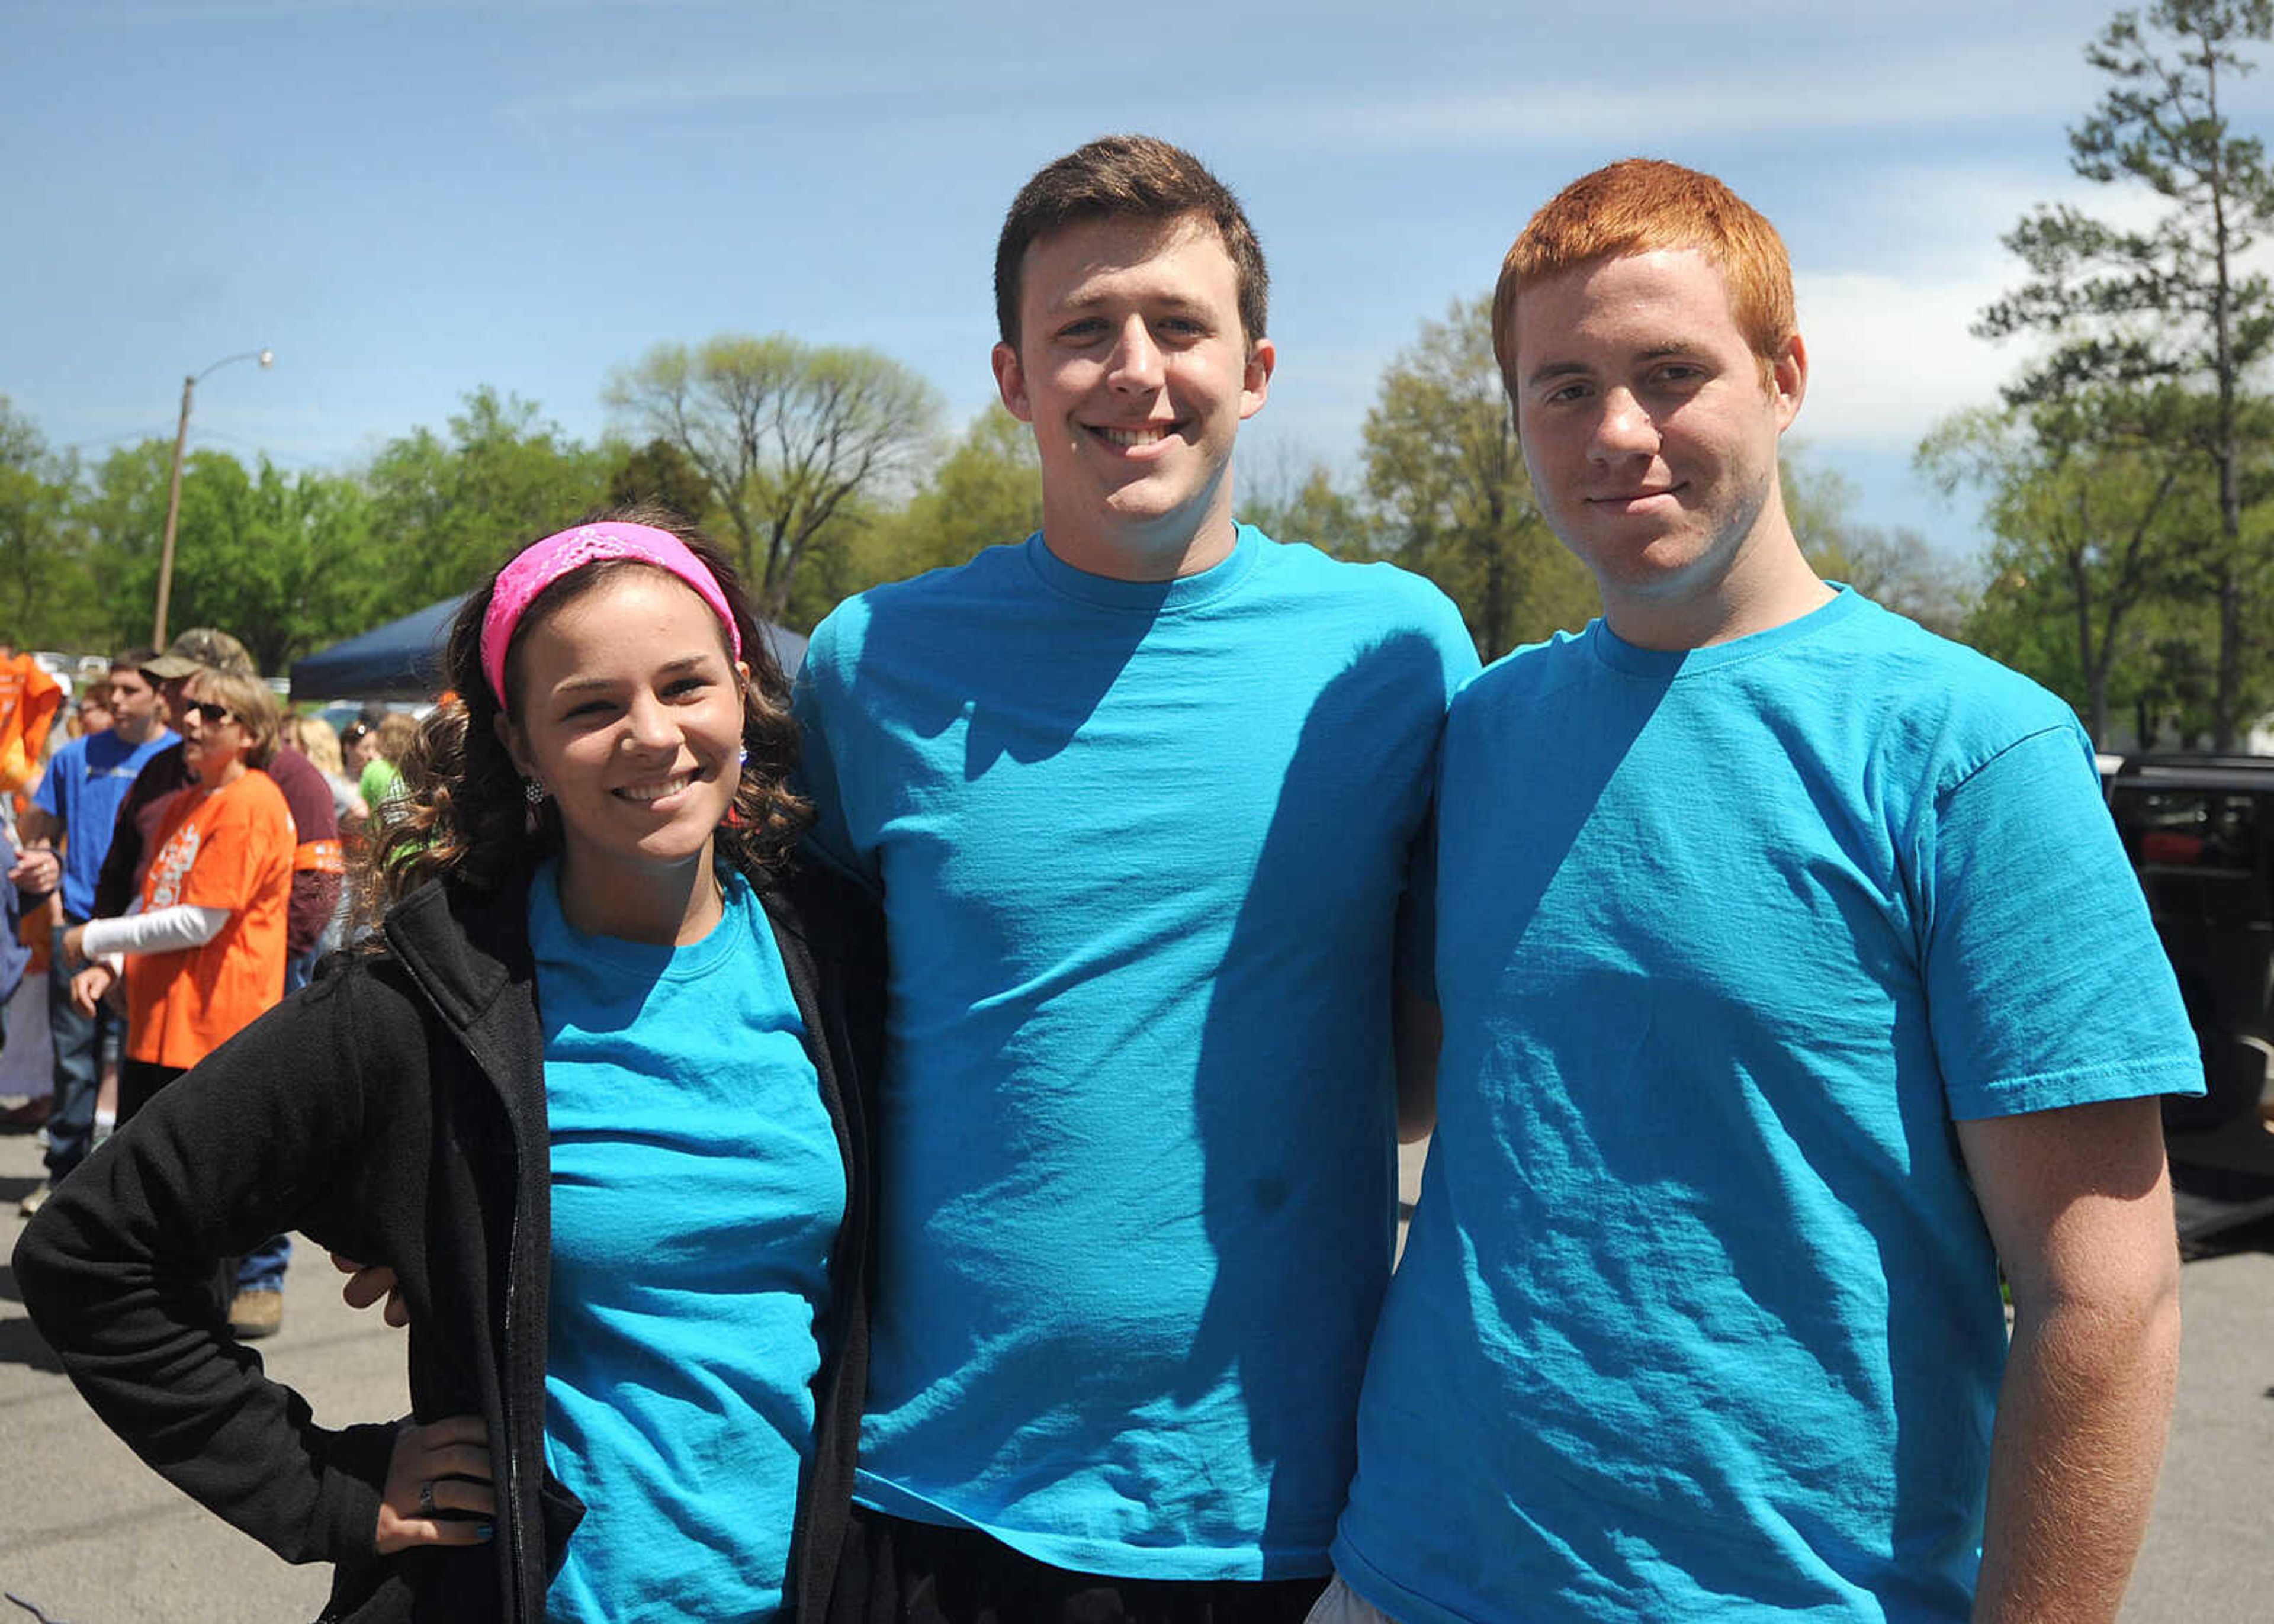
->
xmin=798 ymin=137 xmax=1476 ymax=1623
xmin=1331 ymin=161 xmax=2202 ymax=1624
xmin=15 ymin=651 xmax=174 ymax=1214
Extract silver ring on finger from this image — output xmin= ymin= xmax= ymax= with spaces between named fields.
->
xmin=418 ymin=1478 xmax=438 ymax=1516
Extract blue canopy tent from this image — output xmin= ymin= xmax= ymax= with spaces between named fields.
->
xmin=289 ymin=595 xmax=810 ymax=702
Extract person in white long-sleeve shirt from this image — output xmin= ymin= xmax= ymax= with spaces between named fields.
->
xmin=64 ymin=665 xmax=292 ymax=1127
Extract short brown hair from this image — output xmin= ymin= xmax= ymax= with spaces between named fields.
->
xmin=185 ymin=668 xmax=280 ymax=768
xmin=1494 ymin=159 xmax=1795 ymax=397
xmin=995 ymin=134 xmax=1269 ymax=352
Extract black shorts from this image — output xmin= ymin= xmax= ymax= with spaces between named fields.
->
xmin=829 ymin=1504 xmax=1329 ymax=1624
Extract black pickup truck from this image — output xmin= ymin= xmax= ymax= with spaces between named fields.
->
xmin=2099 ymin=754 xmax=2274 ymax=1247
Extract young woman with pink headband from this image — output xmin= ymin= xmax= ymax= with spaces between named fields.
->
xmin=17 ymin=509 xmax=885 ymax=1624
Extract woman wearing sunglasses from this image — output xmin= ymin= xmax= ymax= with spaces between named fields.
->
xmin=62 ymin=667 xmax=293 ymax=1124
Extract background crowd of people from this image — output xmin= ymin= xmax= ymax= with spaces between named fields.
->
xmin=0 ymin=629 xmax=367 ymax=1337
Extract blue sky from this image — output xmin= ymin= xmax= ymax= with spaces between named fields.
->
xmin=11 ymin=0 xmax=2260 ymax=565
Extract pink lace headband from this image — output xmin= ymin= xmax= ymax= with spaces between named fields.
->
xmin=480 ymin=522 xmax=743 ymax=706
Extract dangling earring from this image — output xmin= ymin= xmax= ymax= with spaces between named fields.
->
xmin=736 ymin=746 xmax=749 ymax=769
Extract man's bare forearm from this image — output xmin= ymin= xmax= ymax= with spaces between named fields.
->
xmin=1973 ymin=1260 xmax=2181 ymax=1622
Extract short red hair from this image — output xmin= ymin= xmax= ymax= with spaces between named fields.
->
xmin=1494 ymin=159 xmax=1795 ymax=397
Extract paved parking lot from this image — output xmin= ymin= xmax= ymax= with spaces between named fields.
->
xmin=0 ymin=1132 xmax=2265 ymax=1620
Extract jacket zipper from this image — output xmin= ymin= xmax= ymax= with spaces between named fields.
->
xmin=500 ymin=1120 xmax=535 ymax=1622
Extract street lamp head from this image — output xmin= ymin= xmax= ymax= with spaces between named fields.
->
xmin=258 ymin=349 xmax=274 ymax=369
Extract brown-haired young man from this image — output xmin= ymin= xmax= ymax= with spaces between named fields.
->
xmin=796 ymin=136 xmax=1478 ymax=1622
xmin=1328 ymin=159 xmax=2201 ymax=1624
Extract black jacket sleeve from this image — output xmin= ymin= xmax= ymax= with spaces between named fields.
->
xmin=11 ymin=967 xmax=417 ymax=1568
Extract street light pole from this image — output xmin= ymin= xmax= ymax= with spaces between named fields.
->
xmin=153 ymin=348 xmax=274 ymax=649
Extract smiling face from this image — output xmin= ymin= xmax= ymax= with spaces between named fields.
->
xmin=993 ymin=213 xmax=1274 ymax=580
xmin=496 ymin=567 xmax=747 ymax=906
xmin=1510 ymin=248 xmax=1807 ymax=642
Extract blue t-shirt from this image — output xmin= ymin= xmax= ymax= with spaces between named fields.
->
xmin=34 ymin=727 xmax=176 ymax=920
xmin=794 ymin=525 xmax=1478 ymax=1579
xmin=1334 ymin=590 xmax=2202 ymax=1624
xmin=532 ymin=863 xmax=844 ymax=1624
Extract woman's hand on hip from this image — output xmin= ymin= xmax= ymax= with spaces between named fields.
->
xmin=376 ymin=1415 xmax=496 ymax=1554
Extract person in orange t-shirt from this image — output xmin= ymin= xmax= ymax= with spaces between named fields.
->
xmin=66 ymin=668 xmax=292 ymax=1124
xmin=0 ymin=643 xmax=65 ymax=795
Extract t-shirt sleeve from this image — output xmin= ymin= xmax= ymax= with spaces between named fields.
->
xmin=31 ymin=745 xmax=69 ymax=820
xmin=1919 ymin=724 xmax=2203 ymax=1119
xmin=791 ymin=622 xmax=881 ymax=893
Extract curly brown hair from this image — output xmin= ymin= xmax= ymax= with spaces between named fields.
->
xmin=369 ymin=506 xmax=810 ymax=911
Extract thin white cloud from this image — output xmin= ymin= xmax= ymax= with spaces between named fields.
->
xmin=1793 ymin=263 xmax=2024 ymax=450
xmin=500 ymin=25 xmax=2114 ymax=146
xmin=504 ymin=52 xmax=930 ymax=117
xmin=1797 ymin=152 xmax=2274 ymax=451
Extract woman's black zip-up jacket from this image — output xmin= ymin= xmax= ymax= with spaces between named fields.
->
xmin=14 ymin=857 xmax=885 ymax=1624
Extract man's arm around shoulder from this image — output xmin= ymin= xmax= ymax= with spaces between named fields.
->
xmin=1958 ymin=1096 xmax=2181 ymax=1624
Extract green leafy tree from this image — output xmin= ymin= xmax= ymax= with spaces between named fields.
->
xmin=790 ymin=406 xmax=1043 ymax=628
xmin=606 ymin=436 xmax=716 ymax=527
xmin=605 ymin=335 xmax=942 ymax=622
xmin=1236 ymin=448 xmax=1370 ymax=559
xmin=1781 ymin=454 xmax=1980 ymax=639
xmin=1975 ymin=0 xmax=2274 ymax=746
xmin=365 ymin=388 xmax=611 ymax=605
xmin=1920 ymin=397 xmax=2201 ymax=745
xmin=81 ymin=445 xmax=386 ymax=671
xmin=781 ymin=493 xmax=892 ymax=631
xmin=1361 ymin=295 xmax=1594 ymax=660
xmin=2132 ymin=607 xmax=2225 ymax=744
xmin=78 ymin=439 xmax=177 ymax=648
xmin=0 ymin=398 xmax=98 ymax=648
xmin=1831 ymin=526 xmax=1983 ymax=642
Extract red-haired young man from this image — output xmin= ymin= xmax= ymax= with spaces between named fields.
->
xmin=1330 ymin=159 xmax=2201 ymax=1624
